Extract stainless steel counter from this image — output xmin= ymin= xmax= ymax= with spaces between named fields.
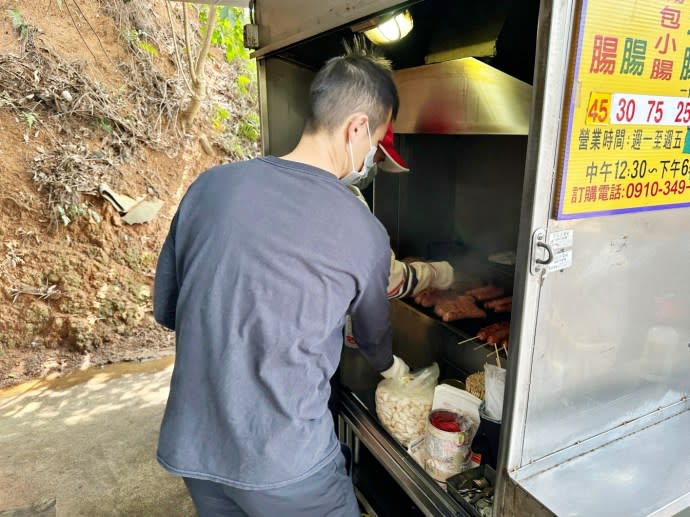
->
xmin=514 ymin=401 xmax=690 ymax=517
xmin=336 ymin=298 xmax=509 ymax=516
xmin=337 ymin=388 xmax=470 ymax=517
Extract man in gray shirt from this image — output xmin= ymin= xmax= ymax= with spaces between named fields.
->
xmin=154 ymin=45 xmax=408 ymax=516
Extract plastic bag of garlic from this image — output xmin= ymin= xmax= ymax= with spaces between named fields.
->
xmin=375 ymin=362 xmax=440 ymax=446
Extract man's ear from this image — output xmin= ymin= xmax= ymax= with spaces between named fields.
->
xmin=344 ymin=113 xmax=369 ymax=142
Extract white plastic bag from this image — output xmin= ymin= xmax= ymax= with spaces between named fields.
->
xmin=484 ymin=363 xmax=506 ymax=421
xmin=375 ymin=363 xmax=440 ymax=446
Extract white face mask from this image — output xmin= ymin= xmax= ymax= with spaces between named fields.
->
xmin=350 ymin=163 xmax=378 ymax=190
xmin=341 ymin=122 xmax=378 ymax=186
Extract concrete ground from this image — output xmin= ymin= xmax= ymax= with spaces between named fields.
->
xmin=0 ymin=357 xmax=196 ymax=516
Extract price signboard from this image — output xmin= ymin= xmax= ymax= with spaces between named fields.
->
xmin=557 ymin=0 xmax=690 ymax=219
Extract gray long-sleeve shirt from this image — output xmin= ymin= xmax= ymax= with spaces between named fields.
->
xmin=154 ymin=156 xmax=393 ymax=489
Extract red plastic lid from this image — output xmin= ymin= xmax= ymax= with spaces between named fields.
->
xmin=429 ymin=410 xmax=464 ymax=433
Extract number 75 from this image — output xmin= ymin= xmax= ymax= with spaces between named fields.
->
xmin=647 ymin=100 xmax=664 ymax=123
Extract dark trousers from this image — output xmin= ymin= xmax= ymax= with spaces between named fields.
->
xmin=183 ymin=452 xmax=359 ymax=517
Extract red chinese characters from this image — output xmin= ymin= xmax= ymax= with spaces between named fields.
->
xmin=590 ymin=35 xmax=618 ymax=74
xmin=651 ymin=58 xmax=674 ymax=80
xmin=660 ymin=6 xmax=681 ymax=28
xmin=652 ymin=5 xmax=682 ymax=79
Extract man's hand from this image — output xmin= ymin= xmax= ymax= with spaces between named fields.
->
xmin=429 ymin=261 xmax=454 ymax=290
xmin=381 ymin=355 xmax=410 ymax=379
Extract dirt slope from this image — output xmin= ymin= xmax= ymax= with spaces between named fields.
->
xmin=0 ymin=0 xmax=254 ymax=386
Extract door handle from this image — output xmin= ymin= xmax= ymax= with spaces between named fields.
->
xmin=530 ymin=228 xmax=552 ymax=276
xmin=535 ymin=241 xmax=554 ymax=265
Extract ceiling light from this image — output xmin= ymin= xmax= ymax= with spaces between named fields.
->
xmin=364 ymin=10 xmax=413 ymax=45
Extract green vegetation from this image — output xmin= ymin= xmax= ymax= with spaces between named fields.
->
xmin=238 ymin=111 xmax=260 ymax=142
xmin=212 ymin=105 xmax=230 ymax=131
xmin=7 ymin=8 xmax=28 ymax=39
xmin=124 ymin=29 xmax=160 ymax=58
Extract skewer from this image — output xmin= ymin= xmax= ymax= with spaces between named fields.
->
xmin=457 ymin=336 xmax=479 ymax=346
xmin=494 ymin=343 xmax=502 ymax=368
xmin=474 ymin=341 xmax=490 ymax=351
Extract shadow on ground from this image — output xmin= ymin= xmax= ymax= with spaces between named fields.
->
xmin=0 ymin=358 xmax=195 ymax=516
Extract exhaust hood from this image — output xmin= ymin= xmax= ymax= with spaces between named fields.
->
xmin=392 ymin=57 xmax=533 ymax=135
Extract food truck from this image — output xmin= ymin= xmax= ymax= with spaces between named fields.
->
xmin=207 ymin=0 xmax=690 ymax=514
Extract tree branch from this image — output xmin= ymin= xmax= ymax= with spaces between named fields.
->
xmin=165 ymin=0 xmax=194 ymax=95
xmin=70 ymin=0 xmax=116 ymax=69
xmin=194 ymin=3 xmax=217 ymax=81
xmin=63 ymin=0 xmax=99 ymax=65
xmin=182 ymin=2 xmax=197 ymax=84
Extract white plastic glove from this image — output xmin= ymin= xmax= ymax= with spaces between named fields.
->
xmin=380 ymin=355 xmax=410 ymax=379
xmin=428 ymin=261 xmax=454 ymax=290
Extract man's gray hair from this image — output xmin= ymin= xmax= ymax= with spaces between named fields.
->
xmin=304 ymin=37 xmax=399 ymax=134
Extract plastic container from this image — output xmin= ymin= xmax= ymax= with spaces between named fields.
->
xmin=440 ymin=378 xmax=465 ymax=390
xmin=432 ymin=384 xmax=481 ymax=437
xmin=424 ymin=409 xmax=474 ymax=482
xmin=446 ymin=465 xmax=497 ymax=517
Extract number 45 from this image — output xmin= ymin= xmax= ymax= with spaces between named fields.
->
xmin=587 ymin=93 xmax=611 ymax=125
